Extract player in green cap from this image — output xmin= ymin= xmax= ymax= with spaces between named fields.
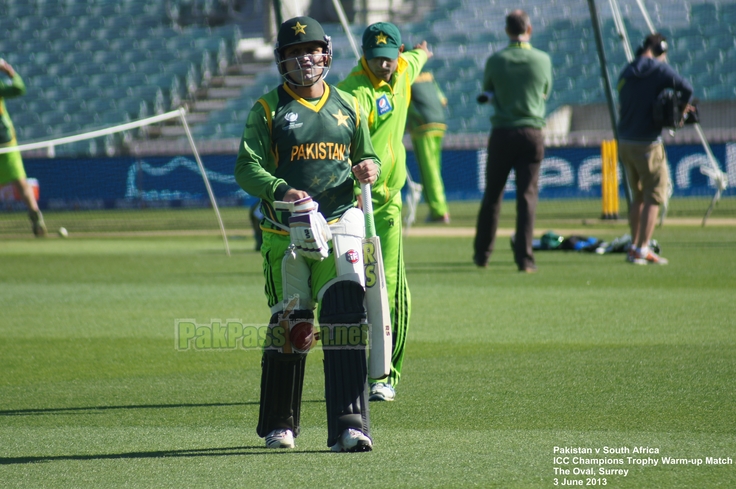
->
xmin=0 ymin=58 xmax=46 ymax=237
xmin=338 ymin=23 xmax=431 ymax=401
xmin=234 ymin=16 xmax=381 ymax=452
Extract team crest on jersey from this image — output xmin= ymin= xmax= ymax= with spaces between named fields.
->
xmin=346 ymin=249 xmax=360 ymax=264
xmin=376 ymin=94 xmax=393 ymax=116
xmin=283 ymin=112 xmax=303 ymax=130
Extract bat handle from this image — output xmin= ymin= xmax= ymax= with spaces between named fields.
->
xmin=360 ymin=183 xmax=376 ymax=238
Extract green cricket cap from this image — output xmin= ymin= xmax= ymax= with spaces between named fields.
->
xmin=276 ymin=16 xmax=328 ymax=53
xmin=362 ymin=22 xmax=401 ymax=60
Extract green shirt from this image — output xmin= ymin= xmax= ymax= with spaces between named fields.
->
xmin=0 ymin=72 xmax=26 ymax=146
xmin=406 ymin=71 xmax=447 ymax=137
xmin=482 ymin=41 xmax=552 ymax=129
xmin=234 ymin=81 xmax=380 ymax=228
xmin=338 ymin=49 xmax=427 ymax=204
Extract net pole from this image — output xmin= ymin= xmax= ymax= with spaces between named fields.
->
xmin=331 ymin=0 xmax=361 ymax=62
xmin=0 ymin=110 xmax=184 ymax=155
xmin=178 ymin=108 xmax=231 ymax=256
xmin=587 ymin=0 xmax=632 ymax=210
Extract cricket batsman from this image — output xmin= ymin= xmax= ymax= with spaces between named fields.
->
xmin=234 ymin=16 xmax=381 ymax=451
xmin=338 ymin=23 xmax=431 ymax=401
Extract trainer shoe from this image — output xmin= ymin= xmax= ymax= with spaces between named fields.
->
xmin=369 ymin=382 xmax=395 ymax=402
xmin=29 ymin=210 xmax=47 ymax=238
xmin=626 ymin=248 xmax=637 ymax=263
xmin=330 ymin=429 xmax=372 ymax=452
xmin=265 ymin=428 xmax=294 ymax=449
xmin=632 ymin=249 xmax=668 ymax=265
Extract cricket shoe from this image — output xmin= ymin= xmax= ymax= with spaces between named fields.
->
xmin=632 ymin=249 xmax=668 ymax=265
xmin=369 ymin=382 xmax=395 ymax=402
xmin=29 ymin=210 xmax=47 ymax=238
xmin=330 ymin=429 xmax=372 ymax=452
xmin=265 ymin=428 xmax=294 ymax=449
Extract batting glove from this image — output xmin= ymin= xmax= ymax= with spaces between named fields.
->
xmin=288 ymin=197 xmax=332 ymax=261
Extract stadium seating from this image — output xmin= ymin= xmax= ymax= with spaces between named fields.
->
xmin=2 ymin=0 xmax=735 ymax=147
xmin=2 ymin=0 xmax=243 ymax=152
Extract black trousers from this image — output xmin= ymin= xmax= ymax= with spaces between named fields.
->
xmin=473 ymin=127 xmax=544 ymax=270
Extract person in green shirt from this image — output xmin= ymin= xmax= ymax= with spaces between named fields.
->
xmin=0 ymin=58 xmax=46 ymax=237
xmin=407 ymin=70 xmax=450 ymax=223
xmin=234 ymin=16 xmax=380 ymax=452
xmin=338 ymin=22 xmax=431 ymax=401
xmin=473 ymin=9 xmax=552 ymax=273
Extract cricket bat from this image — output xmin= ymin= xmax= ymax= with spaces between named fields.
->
xmin=360 ymin=183 xmax=392 ymax=379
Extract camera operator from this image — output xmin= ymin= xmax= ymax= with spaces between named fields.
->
xmin=617 ymin=33 xmax=694 ymax=265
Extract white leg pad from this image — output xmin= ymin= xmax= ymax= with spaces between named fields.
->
xmin=272 ymin=246 xmax=314 ymax=315
xmin=329 ymin=207 xmax=366 ymax=289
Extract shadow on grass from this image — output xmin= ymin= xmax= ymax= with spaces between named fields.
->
xmin=0 ymin=400 xmax=324 ymax=417
xmin=0 ymin=445 xmax=329 ymax=465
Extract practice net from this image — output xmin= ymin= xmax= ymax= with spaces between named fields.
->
xmin=0 ymin=110 xmax=250 ymax=253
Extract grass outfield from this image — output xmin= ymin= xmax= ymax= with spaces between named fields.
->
xmin=1 ymin=222 xmax=735 ymax=488
xmin=1 ymin=192 xmax=734 ymax=236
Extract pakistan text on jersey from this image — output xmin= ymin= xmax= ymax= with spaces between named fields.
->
xmin=290 ymin=142 xmax=347 ymax=161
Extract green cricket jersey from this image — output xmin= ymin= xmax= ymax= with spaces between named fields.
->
xmin=406 ymin=71 xmax=447 ymax=138
xmin=234 ymin=81 xmax=380 ymax=229
xmin=337 ymin=50 xmax=428 ymax=205
xmin=0 ymin=71 xmax=25 ymax=146
xmin=482 ymin=41 xmax=552 ymax=129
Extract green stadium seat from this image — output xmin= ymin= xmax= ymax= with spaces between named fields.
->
xmin=37 ymin=2 xmax=65 ymax=18
xmin=56 ymin=99 xmax=87 ymax=115
xmin=721 ymin=3 xmax=736 ymax=24
xmin=85 ymin=97 xmax=118 ymax=114
xmin=690 ymin=3 xmax=718 ymax=25
xmin=134 ymin=59 xmax=165 ymax=76
xmin=165 ymin=60 xmax=197 ymax=79
xmin=708 ymin=32 xmax=735 ymax=51
xmin=64 ymin=3 xmax=92 ymax=18
xmin=118 ymin=72 xmax=151 ymax=87
xmin=11 ymin=112 xmax=42 ymax=130
xmin=75 ymin=62 xmax=106 ymax=77
xmin=117 ymin=96 xmax=150 ymax=118
xmin=45 ymin=63 xmax=69 ymax=79
xmin=674 ymin=35 xmax=708 ymax=52
xmin=103 ymin=62 xmax=137 ymax=76
xmin=147 ymin=72 xmax=177 ymax=90
xmin=7 ymin=3 xmax=36 ymax=19
xmin=27 ymin=74 xmax=61 ymax=90
xmin=166 ymin=36 xmax=196 ymax=52
xmin=43 ymin=86 xmax=78 ymax=101
xmin=76 ymin=15 xmax=108 ymax=32
xmin=40 ymin=110 xmax=72 ymax=127
xmin=126 ymin=84 xmax=164 ymax=102
xmin=19 ymin=123 xmax=49 ymax=141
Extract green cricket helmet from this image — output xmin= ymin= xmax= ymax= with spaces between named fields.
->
xmin=274 ymin=16 xmax=332 ymax=87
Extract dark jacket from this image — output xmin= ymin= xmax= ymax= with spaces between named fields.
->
xmin=617 ymin=56 xmax=693 ymax=142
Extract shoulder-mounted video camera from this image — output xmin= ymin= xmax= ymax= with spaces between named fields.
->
xmin=653 ymin=89 xmax=699 ymax=129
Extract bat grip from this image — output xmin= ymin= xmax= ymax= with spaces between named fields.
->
xmin=360 ymin=183 xmax=376 ymax=238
